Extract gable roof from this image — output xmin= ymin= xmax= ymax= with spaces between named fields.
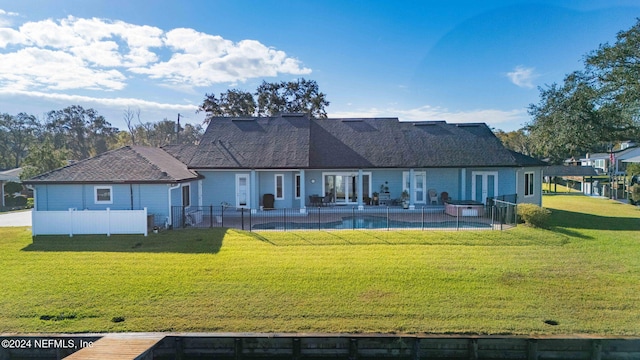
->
xmin=191 ymin=115 xmax=544 ymax=169
xmin=189 ymin=114 xmax=310 ymax=169
xmin=24 ymin=146 xmax=200 ymax=184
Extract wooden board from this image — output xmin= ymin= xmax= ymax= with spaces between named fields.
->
xmin=64 ymin=334 xmax=164 ymax=360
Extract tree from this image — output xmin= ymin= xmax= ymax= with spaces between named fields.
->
xmin=45 ymin=105 xmax=118 ymax=160
xmin=256 ymin=78 xmax=329 ymax=118
xmin=527 ymin=72 xmax=605 ymax=163
xmin=123 ymin=107 xmax=139 ymax=145
xmin=199 ymin=89 xmax=256 ymax=124
xmin=527 ymin=19 xmax=640 ymax=163
xmin=586 ymin=20 xmax=640 ymax=126
xmin=198 ymin=78 xmax=329 ymax=122
xmin=0 ymin=112 xmax=39 ymax=168
xmin=20 ymin=136 xmax=69 ymax=180
xmin=179 ymin=123 xmax=204 ymax=145
xmin=493 ymin=128 xmax=534 ymax=156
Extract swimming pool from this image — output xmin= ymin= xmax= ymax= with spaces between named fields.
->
xmin=252 ymin=216 xmax=492 ymax=230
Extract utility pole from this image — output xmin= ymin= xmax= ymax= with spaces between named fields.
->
xmin=175 ymin=113 xmax=181 ymax=144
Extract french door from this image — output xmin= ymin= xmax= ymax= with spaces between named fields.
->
xmin=403 ymin=171 xmax=426 ymax=204
xmin=472 ymin=171 xmax=498 ymax=204
xmin=323 ymin=173 xmax=370 ymax=204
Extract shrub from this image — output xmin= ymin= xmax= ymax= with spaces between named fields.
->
xmin=4 ymin=195 xmax=27 ymax=207
xmin=517 ymin=203 xmax=551 ymax=228
xmin=26 ymin=198 xmax=34 ymax=208
xmin=630 ymin=184 xmax=640 ymax=204
xmin=3 ymin=181 xmax=22 ymax=195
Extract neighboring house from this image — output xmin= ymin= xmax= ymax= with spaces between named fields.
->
xmin=542 ymin=165 xmax=599 ymax=195
xmin=580 ymin=144 xmax=640 ymax=175
xmin=24 ymin=114 xmax=545 ymax=234
xmin=0 ymin=167 xmax=22 ymax=208
xmin=623 ymin=155 xmax=640 ymax=165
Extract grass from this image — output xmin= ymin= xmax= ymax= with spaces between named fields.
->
xmin=0 ymin=195 xmax=638 ymax=335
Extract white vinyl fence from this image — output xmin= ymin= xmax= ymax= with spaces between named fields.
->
xmin=32 ymin=208 xmax=148 ymax=236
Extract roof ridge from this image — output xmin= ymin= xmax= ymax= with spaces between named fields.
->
xmin=27 ymin=146 xmax=131 ymax=181
xmin=129 ymin=146 xmax=170 ymax=178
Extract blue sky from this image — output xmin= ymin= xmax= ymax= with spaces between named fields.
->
xmin=0 ymin=0 xmax=638 ymax=131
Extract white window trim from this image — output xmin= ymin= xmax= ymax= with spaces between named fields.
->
xmin=524 ymin=172 xmax=534 ymax=197
xmin=182 ymin=184 xmax=191 ymax=207
xmin=94 ymin=186 xmax=113 ymax=205
xmin=275 ymin=174 xmax=285 ymax=200
xmin=294 ymin=174 xmax=301 ymax=199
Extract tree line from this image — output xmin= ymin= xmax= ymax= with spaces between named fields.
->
xmin=0 ymin=78 xmax=329 ymax=179
xmin=0 ymin=105 xmax=205 ymax=180
xmin=497 ymin=18 xmax=640 ymax=164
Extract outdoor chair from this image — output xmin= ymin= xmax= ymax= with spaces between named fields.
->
xmin=263 ymin=193 xmax=275 ymax=209
xmin=322 ymin=192 xmax=334 ymax=207
xmin=441 ymin=191 xmax=450 ymax=204
xmin=428 ymin=189 xmax=439 ymax=205
xmin=309 ymin=195 xmax=322 ymax=207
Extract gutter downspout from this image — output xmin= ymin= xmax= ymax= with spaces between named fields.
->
xmin=168 ymin=183 xmax=181 ymax=227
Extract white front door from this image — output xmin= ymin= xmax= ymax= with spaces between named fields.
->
xmin=236 ymin=174 xmax=250 ymax=208
xmin=472 ymin=171 xmax=498 ymax=204
xmin=403 ymin=171 xmax=427 ymax=204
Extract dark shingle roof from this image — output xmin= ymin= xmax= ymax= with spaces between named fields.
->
xmin=24 ymin=146 xmax=200 ymax=184
xmin=190 ymin=115 xmax=544 ymax=169
xmin=162 ymin=144 xmax=199 ymax=165
xmin=26 ymin=115 xmax=544 ymax=183
xmin=189 ymin=115 xmax=310 ymax=169
xmin=543 ymin=165 xmax=599 ymax=177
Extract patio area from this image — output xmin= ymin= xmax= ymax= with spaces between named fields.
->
xmin=171 ymin=202 xmax=517 ymax=232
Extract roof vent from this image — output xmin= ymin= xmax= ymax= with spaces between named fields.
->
xmin=456 ymin=123 xmax=481 ymax=127
xmin=281 ymin=113 xmax=306 ymax=117
xmin=231 ymin=118 xmax=256 ymax=122
xmin=413 ymin=121 xmax=445 ymax=126
xmin=341 ymin=119 xmax=364 ymax=122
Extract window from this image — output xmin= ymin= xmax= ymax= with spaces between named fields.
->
xmin=295 ymin=174 xmax=301 ymax=199
xmin=182 ymin=184 xmax=190 ymax=207
xmin=275 ymin=174 xmax=284 ymax=200
xmin=524 ymin=172 xmax=534 ymax=197
xmin=94 ymin=186 xmax=112 ymax=204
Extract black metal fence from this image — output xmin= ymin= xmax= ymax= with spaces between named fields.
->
xmin=171 ymin=198 xmax=517 ymax=232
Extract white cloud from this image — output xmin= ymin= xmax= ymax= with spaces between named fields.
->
xmin=330 ymin=105 xmax=527 ymax=129
xmin=0 ymin=48 xmax=127 ymax=91
xmin=131 ymin=29 xmax=311 ymax=86
xmin=506 ymin=65 xmax=538 ymax=88
xmin=0 ymin=9 xmax=19 ymax=16
xmin=0 ymin=15 xmax=311 ymax=92
xmin=0 ymin=88 xmax=199 ymax=112
xmin=0 ymin=9 xmax=19 ymax=27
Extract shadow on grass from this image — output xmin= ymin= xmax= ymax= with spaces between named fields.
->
xmin=23 ymin=228 xmax=228 ymax=254
xmin=549 ymin=209 xmax=640 ymax=231
xmin=549 ymin=226 xmax=593 ymax=240
xmin=242 ymin=231 xmax=279 ymax=245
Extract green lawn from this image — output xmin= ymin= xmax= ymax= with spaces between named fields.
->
xmin=0 ymin=195 xmax=638 ymax=335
